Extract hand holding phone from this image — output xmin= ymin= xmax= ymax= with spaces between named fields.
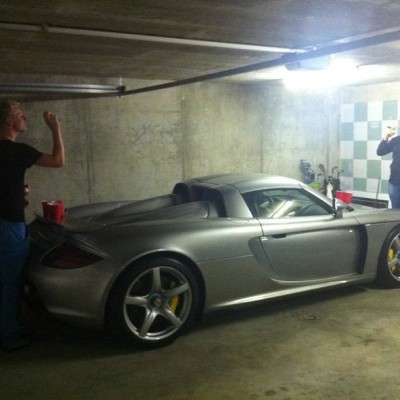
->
xmin=385 ymin=126 xmax=396 ymax=140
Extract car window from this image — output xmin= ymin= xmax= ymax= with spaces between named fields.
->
xmin=242 ymin=188 xmax=331 ymax=218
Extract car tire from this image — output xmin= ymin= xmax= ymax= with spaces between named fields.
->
xmin=106 ymin=256 xmax=200 ymax=348
xmin=377 ymin=226 xmax=400 ymax=288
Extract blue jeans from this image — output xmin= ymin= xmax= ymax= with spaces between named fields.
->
xmin=389 ymin=182 xmax=400 ymax=209
xmin=0 ymin=220 xmax=30 ymax=346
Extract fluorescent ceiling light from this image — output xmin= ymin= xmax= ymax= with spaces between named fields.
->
xmin=283 ymin=58 xmax=360 ymax=90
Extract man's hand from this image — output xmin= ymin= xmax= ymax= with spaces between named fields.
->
xmin=384 ymin=126 xmax=396 ymax=141
xmin=24 ymin=184 xmax=29 ymax=207
xmin=35 ymin=111 xmax=65 ymax=168
xmin=43 ymin=111 xmax=61 ymax=133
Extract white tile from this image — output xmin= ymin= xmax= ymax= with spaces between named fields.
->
xmin=367 ymin=140 xmax=381 ymax=160
xmin=340 ymin=176 xmax=353 ymax=191
xmin=366 ymin=178 xmax=381 ymax=194
xmin=341 ymin=103 xmax=354 ymax=123
xmin=367 ymin=101 xmax=382 ymax=121
xmin=354 ymin=121 xmax=368 ymax=140
xmin=353 ymin=159 xmax=367 ymax=178
xmin=340 ymin=141 xmax=354 ymax=159
xmin=381 ymin=159 xmax=391 ymax=180
xmin=398 ymin=99 xmax=400 ymax=119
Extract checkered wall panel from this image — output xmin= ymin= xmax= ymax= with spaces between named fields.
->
xmin=340 ymin=100 xmax=400 ymax=198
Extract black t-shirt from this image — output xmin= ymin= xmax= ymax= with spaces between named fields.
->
xmin=0 ymin=140 xmax=42 ymax=221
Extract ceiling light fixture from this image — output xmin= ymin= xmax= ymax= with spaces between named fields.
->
xmin=283 ymin=58 xmax=360 ymax=90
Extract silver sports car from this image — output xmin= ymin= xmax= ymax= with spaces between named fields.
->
xmin=26 ymin=173 xmax=400 ymax=348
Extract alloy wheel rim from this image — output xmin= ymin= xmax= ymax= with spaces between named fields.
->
xmin=123 ymin=266 xmax=193 ymax=341
xmin=387 ymin=235 xmax=400 ymax=280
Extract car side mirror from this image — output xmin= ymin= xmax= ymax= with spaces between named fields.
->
xmin=332 ymin=198 xmax=344 ymax=218
xmin=333 ymin=198 xmax=354 ymax=218
xmin=334 ymin=205 xmax=344 ymax=218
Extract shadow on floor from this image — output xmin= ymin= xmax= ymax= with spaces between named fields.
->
xmin=197 ymin=284 xmax=370 ymax=331
xmin=4 ymin=283 xmax=382 ymax=363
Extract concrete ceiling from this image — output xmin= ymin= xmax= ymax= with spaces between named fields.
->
xmin=1 ymin=1 xmax=400 ymax=99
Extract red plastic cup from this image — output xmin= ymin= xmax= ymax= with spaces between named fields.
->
xmin=42 ymin=201 xmax=51 ymax=220
xmin=42 ymin=200 xmax=65 ymax=224
xmin=335 ymin=191 xmax=353 ymax=204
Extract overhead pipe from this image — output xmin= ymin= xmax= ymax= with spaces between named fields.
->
xmin=123 ymin=27 xmax=400 ymax=95
xmin=0 ymin=83 xmax=125 ymax=95
xmin=0 ymin=22 xmax=400 ymax=98
xmin=0 ymin=21 xmax=301 ymax=54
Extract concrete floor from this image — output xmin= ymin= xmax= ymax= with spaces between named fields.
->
xmin=1 ymin=284 xmax=400 ymax=400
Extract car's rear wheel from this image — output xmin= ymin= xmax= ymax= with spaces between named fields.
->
xmin=106 ymin=257 xmax=200 ymax=348
xmin=377 ymin=226 xmax=400 ymax=288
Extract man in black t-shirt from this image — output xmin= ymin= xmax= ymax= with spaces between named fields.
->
xmin=377 ymin=126 xmax=400 ymax=208
xmin=0 ymin=100 xmax=65 ymax=351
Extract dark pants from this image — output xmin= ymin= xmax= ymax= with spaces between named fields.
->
xmin=389 ymin=182 xmax=400 ymax=209
xmin=0 ymin=220 xmax=29 ymax=346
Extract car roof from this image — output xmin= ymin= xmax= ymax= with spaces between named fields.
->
xmin=188 ymin=173 xmax=302 ymax=193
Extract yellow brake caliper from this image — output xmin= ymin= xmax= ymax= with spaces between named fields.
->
xmin=169 ymin=281 xmax=179 ymax=312
xmin=388 ymin=248 xmax=396 ymax=272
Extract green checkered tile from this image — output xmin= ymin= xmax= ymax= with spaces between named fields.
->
xmin=340 ymin=159 xmax=353 ymax=177
xmin=354 ymin=141 xmax=367 ymax=159
xmin=383 ymin=100 xmax=397 ymax=120
xmin=354 ymin=102 xmax=368 ymax=122
xmin=380 ymin=179 xmax=389 ymax=194
xmin=340 ymin=100 xmax=399 ymax=198
xmin=341 ymin=123 xmax=354 ymax=140
xmin=367 ymin=121 xmax=382 ymax=140
xmin=353 ymin=178 xmax=367 ymax=191
xmin=367 ymin=160 xmax=381 ymax=179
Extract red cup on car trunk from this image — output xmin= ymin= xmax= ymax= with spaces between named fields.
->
xmin=42 ymin=200 xmax=65 ymax=224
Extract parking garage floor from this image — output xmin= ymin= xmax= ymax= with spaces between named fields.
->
xmin=1 ymin=284 xmax=400 ymax=400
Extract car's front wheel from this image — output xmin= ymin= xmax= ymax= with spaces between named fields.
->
xmin=377 ymin=226 xmax=400 ymax=288
xmin=106 ymin=257 xmax=200 ymax=348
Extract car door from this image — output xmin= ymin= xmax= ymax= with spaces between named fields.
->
xmin=244 ymin=188 xmax=365 ymax=282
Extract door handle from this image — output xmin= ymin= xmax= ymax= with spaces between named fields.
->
xmin=271 ymin=233 xmax=287 ymax=239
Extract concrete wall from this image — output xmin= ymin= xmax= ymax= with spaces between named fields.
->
xmin=252 ymin=84 xmax=341 ymax=178
xmin=14 ymin=77 xmax=341 ymax=221
xmin=341 ymin=82 xmax=400 ymax=103
xmin=24 ymin=84 xmax=184 ymax=220
xmin=181 ymin=83 xmax=263 ymax=177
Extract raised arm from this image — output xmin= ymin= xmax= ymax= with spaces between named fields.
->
xmin=377 ymin=126 xmax=396 ymax=156
xmin=35 ymin=111 xmax=65 ymax=168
